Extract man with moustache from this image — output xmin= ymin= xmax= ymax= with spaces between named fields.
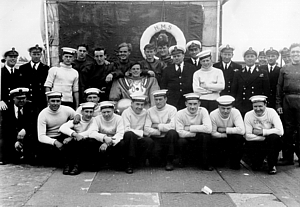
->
xmin=213 ymin=44 xmax=242 ymax=95
xmin=231 ymin=47 xmax=270 ymax=117
xmin=144 ymin=90 xmax=178 ymax=171
xmin=161 ymin=45 xmax=197 ymax=110
xmin=244 ymin=95 xmax=283 ymax=174
xmin=37 ymin=91 xmax=78 ymax=174
xmin=276 ymin=43 xmax=300 ymax=166
xmin=209 ymin=95 xmax=245 ymax=169
xmin=19 ymin=44 xmax=49 ymax=115
xmin=121 ymin=95 xmax=154 ymax=173
xmin=176 ymin=93 xmax=213 ymax=171
xmin=185 ymin=40 xmax=202 ymax=70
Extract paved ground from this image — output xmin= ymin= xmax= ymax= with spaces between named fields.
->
xmin=0 ymin=161 xmax=300 ymax=207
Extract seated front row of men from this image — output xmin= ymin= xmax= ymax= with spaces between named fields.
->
xmin=3 ymin=87 xmax=284 ymax=176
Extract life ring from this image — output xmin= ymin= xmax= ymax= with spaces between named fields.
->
xmin=140 ymin=22 xmax=186 ymax=58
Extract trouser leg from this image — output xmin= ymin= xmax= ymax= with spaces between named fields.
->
xmin=245 ymin=141 xmax=265 ymax=169
xmin=164 ymin=130 xmax=179 ymax=162
xmin=265 ymin=134 xmax=282 ymax=168
xmin=228 ymin=134 xmax=245 ymax=166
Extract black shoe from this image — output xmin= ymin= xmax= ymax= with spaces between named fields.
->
xmin=268 ymin=166 xmax=277 ymax=175
xmin=126 ymin=166 xmax=133 ymax=174
xmin=203 ymin=164 xmax=214 ymax=171
xmin=278 ymin=160 xmax=294 ymax=166
xmin=165 ymin=162 xmax=174 ymax=171
xmin=69 ymin=165 xmax=80 ymax=175
xmin=63 ymin=165 xmax=71 ymax=175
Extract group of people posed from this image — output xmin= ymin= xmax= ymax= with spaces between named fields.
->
xmin=0 ymin=34 xmax=299 ymax=176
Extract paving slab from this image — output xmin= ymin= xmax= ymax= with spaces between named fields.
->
xmin=228 ymin=193 xmax=286 ymax=207
xmin=160 ymin=192 xmax=236 ymax=207
xmin=89 ymin=167 xmax=233 ymax=193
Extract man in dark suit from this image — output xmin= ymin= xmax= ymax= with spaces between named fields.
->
xmin=19 ymin=45 xmax=49 ymax=115
xmin=0 ymin=48 xmax=20 ymax=111
xmin=185 ymin=40 xmax=202 ymax=70
xmin=231 ymin=47 xmax=270 ymax=117
xmin=213 ymin=44 xmax=242 ymax=95
xmin=161 ymin=45 xmax=197 ymax=110
xmin=1 ymin=88 xmax=36 ymax=164
xmin=259 ymin=48 xmax=281 ymax=109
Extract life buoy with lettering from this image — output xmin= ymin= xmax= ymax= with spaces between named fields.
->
xmin=140 ymin=22 xmax=186 ymax=58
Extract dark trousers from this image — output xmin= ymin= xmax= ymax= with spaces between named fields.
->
xmin=178 ymin=132 xmax=211 ymax=165
xmin=245 ymin=134 xmax=282 ymax=168
xmin=211 ymin=134 xmax=245 ymax=166
xmin=282 ymin=94 xmax=300 ymax=161
xmin=123 ymin=131 xmax=154 ymax=165
xmin=38 ymin=134 xmax=80 ymax=167
xmin=200 ymin=99 xmax=218 ymax=114
xmin=150 ymin=130 xmax=179 ymax=164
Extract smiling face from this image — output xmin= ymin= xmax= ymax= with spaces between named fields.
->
xmin=118 ymin=46 xmax=130 ymax=61
xmin=157 ymin=45 xmax=169 ymax=57
xmin=48 ymin=97 xmax=61 ymax=111
xmin=86 ymin=94 xmax=100 ymax=104
xmin=131 ymin=101 xmax=144 ymax=114
xmin=82 ymin=108 xmax=94 ymax=121
xmin=186 ymin=99 xmax=200 ymax=114
xmin=290 ymin=46 xmax=300 ymax=64
xmin=188 ymin=47 xmax=201 ymax=59
xmin=172 ymin=52 xmax=184 ymax=65
xmin=101 ymin=108 xmax=114 ymax=121
xmin=220 ymin=51 xmax=233 ymax=63
xmin=244 ymin=54 xmax=257 ymax=67
xmin=200 ymin=56 xmax=212 ymax=69
xmin=253 ymin=101 xmax=266 ymax=117
xmin=130 ymin=64 xmax=142 ymax=77
xmin=5 ymin=55 xmax=18 ymax=67
xmin=258 ymin=55 xmax=267 ymax=66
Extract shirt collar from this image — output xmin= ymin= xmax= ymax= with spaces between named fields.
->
xmin=30 ymin=61 xmax=40 ymax=69
xmin=176 ymin=62 xmax=184 ymax=71
xmin=5 ymin=63 xmax=13 ymax=71
xmin=222 ymin=61 xmax=231 ymax=68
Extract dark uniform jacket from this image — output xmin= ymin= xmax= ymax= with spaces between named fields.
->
xmin=1 ymin=66 xmax=20 ymax=105
xmin=259 ymin=65 xmax=281 ymax=109
xmin=19 ymin=62 xmax=49 ymax=112
xmin=161 ymin=62 xmax=197 ymax=110
xmin=185 ymin=58 xmax=202 ymax=70
xmin=139 ymin=59 xmax=166 ymax=87
xmin=1 ymin=101 xmax=35 ymax=162
xmin=231 ymin=66 xmax=270 ymax=117
xmin=111 ymin=59 xmax=135 ymax=79
xmin=213 ymin=61 xmax=242 ymax=95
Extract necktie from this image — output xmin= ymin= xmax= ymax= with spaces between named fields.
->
xmin=33 ymin=63 xmax=37 ymax=70
xmin=248 ymin=67 xmax=251 ymax=74
xmin=224 ymin=64 xmax=228 ymax=70
xmin=11 ymin=68 xmax=14 ymax=74
xmin=177 ymin=65 xmax=182 ymax=75
xmin=270 ymin=66 xmax=273 ymax=72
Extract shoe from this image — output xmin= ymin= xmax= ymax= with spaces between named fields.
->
xmin=203 ymin=164 xmax=214 ymax=171
xmin=268 ymin=166 xmax=277 ymax=175
xmin=63 ymin=165 xmax=71 ymax=175
xmin=69 ymin=164 xmax=80 ymax=175
xmin=277 ymin=160 xmax=294 ymax=166
xmin=126 ymin=166 xmax=133 ymax=174
xmin=165 ymin=162 xmax=174 ymax=171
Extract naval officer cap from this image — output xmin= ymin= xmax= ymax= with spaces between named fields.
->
xmin=99 ymin=101 xmax=115 ymax=110
xmin=29 ymin=44 xmax=43 ymax=53
xmin=258 ymin=50 xmax=266 ymax=57
xmin=84 ymin=88 xmax=101 ymax=95
xmin=280 ymin=47 xmax=290 ymax=57
xmin=249 ymin=95 xmax=267 ymax=103
xmin=243 ymin=47 xmax=257 ymax=57
xmin=266 ymin=47 xmax=279 ymax=56
xmin=169 ymin=45 xmax=186 ymax=55
xmin=130 ymin=95 xmax=147 ymax=102
xmin=4 ymin=47 xmax=19 ymax=57
xmin=219 ymin=44 xmax=235 ymax=52
xmin=152 ymin=89 xmax=168 ymax=97
xmin=216 ymin=95 xmax=235 ymax=106
xmin=10 ymin=87 xmax=29 ymax=97
xmin=184 ymin=93 xmax=200 ymax=100
xmin=81 ymin=102 xmax=96 ymax=110
xmin=61 ymin=47 xmax=77 ymax=55
xmin=45 ymin=91 xmax=63 ymax=99
xmin=197 ymin=50 xmax=211 ymax=60
xmin=186 ymin=40 xmax=202 ymax=50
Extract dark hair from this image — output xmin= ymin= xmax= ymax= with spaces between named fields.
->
xmin=94 ymin=47 xmax=107 ymax=55
xmin=144 ymin=43 xmax=156 ymax=51
xmin=118 ymin=42 xmax=132 ymax=52
xmin=130 ymin=61 xmax=142 ymax=69
xmin=77 ymin=44 xmax=89 ymax=51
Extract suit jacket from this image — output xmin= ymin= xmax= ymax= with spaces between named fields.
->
xmin=231 ymin=66 xmax=270 ymax=117
xmin=161 ymin=62 xmax=197 ymax=110
xmin=19 ymin=62 xmax=49 ymax=112
xmin=213 ymin=61 xmax=242 ymax=95
xmin=259 ymin=65 xmax=281 ymax=109
xmin=1 ymin=66 xmax=21 ymax=104
xmin=185 ymin=58 xmax=202 ymax=70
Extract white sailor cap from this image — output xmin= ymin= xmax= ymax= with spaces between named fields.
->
xmin=45 ymin=91 xmax=63 ymax=99
xmin=99 ymin=101 xmax=115 ymax=110
xmin=152 ymin=89 xmax=168 ymax=97
xmin=169 ymin=45 xmax=186 ymax=55
xmin=10 ymin=87 xmax=29 ymax=97
xmin=81 ymin=102 xmax=96 ymax=110
xmin=130 ymin=94 xmax=147 ymax=102
xmin=84 ymin=88 xmax=101 ymax=95
xmin=249 ymin=95 xmax=267 ymax=103
xmin=61 ymin=47 xmax=76 ymax=55
xmin=219 ymin=44 xmax=235 ymax=52
xmin=196 ymin=50 xmax=211 ymax=60
xmin=184 ymin=93 xmax=200 ymax=100
xmin=186 ymin=40 xmax=202 ymax=50
xmin=216 ymin=95 xmax=235 ymax=106
xmin=243 ymin=47 xmax=257 ymax=57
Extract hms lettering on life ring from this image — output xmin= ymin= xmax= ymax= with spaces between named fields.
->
xmin=140 ymin=22 xmax=186 ymax=58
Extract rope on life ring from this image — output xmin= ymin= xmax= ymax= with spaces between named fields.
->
xmin=140 ymin=22 xmax=186 ymax=58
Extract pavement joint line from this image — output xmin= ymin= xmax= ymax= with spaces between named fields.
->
xmin=84 ymin=171 xmax=97 ymax=192
xmin=215 ymin=168 xmax=236 ymax=192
